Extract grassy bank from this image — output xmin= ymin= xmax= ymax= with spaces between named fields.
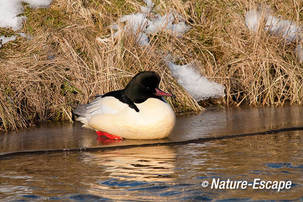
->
xmin=0 ymin=0 xmax=302 ymax=132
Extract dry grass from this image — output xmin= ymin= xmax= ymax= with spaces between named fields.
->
xmin=0 ymin=0 xmax=303 ymax=132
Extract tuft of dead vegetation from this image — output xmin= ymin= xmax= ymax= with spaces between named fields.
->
xmin=0 ymin=0 xmax=303 ymax=132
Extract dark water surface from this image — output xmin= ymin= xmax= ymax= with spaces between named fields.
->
xmin=1 ymin=106 xmax=303 ymax=200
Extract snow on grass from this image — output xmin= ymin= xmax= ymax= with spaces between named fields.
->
xmin=108 ymin=0 xmax=190 ymax=46
xmin=166 ymin=60 xmax=225 ymax=101
xmin=0 ymin=35 xmax=17 ymax=48
xmin=0 ymin=0 xmax=25 ymax=31
xmin=23 ymin=0 xmax=53 ymax=8
xmin=170 ymin=21 xmax=190 ymax=36
xmin=295 ymin=44 xmax=303 ymax=63
xmin=245 ymin=8 xmax=301 ymax=42
xmin=145 ymin=13 xmax=190 ymax=37
xmin=140 ymin=0 xmax=154 ymax=14
xmin=17 ymin=32 xmax=31 ymax=39
xmin=115 ymin=13 xmax=150 ymax=46
xmin=245 ymin=9 xmax=262 ymax=33
xmin=245 ymin=8 xmax=302 ymax=62
xmin=0 ymin=0 xmax=52 ymax=47
xmin=265 ymin=15 xmax=300 ymax=42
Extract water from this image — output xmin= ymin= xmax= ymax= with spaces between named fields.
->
xmin=1 ymin=106 xmax=303 ymax=200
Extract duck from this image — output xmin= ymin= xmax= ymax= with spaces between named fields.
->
xmin=74 ymin=71 xmax=176 ymax=140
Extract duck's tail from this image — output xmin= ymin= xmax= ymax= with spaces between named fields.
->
xmin=73 ymin=104 xmax=90 ymax=127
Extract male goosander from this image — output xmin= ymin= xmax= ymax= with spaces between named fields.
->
xmin=74 ymin=71 xmax=176 ymax=140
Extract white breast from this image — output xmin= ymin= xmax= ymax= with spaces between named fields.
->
xmin=83 ymin=97 xmax=175 ymax=139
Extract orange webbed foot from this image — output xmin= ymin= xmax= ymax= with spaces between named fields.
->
xmin=96 ymin=131 xmax=123 ymax=140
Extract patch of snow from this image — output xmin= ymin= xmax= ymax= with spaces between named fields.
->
xmin=0 ymin=0 xmax=25 ymax=31
xmin=120 ymin=13 xmax=149 ymax=34
xmin=145 ymin=13 xmax=174 ymax=34
xmin=166 ymin=61 xmax=225 ymax=101
xmin=245 ymin=9 xmax=262 ymax=32
xmin=0 ymin=0 xmax=52 ymax=31
xmin=265 ymin=15 xmax=300 ymax=42
xmin=245 ymin=7 xmax=303 ymax=62
xmin=17 ymin=32 xmax=31 ymax=39
xmin=0 ymin=35 xmax=17 ymax=48
xmin=113 ymin=13 xmax=150 ymax=46
xmin=171 ymin=21 xmax=191 ymax=36
xmin=245 ymin=8 xmax=301 ymax=42
xmin=140 ymin=0 xmax=154 ymax=14
xmin=23 ymin=0 xmax=53 ymax=8
xmin=0 ymin=0 xmax=52 ymax=47
xmin=137 ymin=32 xmax=149 ymax=46
xmin=108 ymin=0 xmax=190 ymax=46
xmin=146 ymin=13 xmax=190 ymax=36
xmin=296 ymin=44 xmax=303 ymax=63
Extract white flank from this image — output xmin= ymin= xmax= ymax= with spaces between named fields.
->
xmin=77 ymin=97 xmax=176 ymax=139
xmin=166 ymin=61 xmax=225 ymax=101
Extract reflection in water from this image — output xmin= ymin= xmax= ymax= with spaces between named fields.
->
xmin=82 ymin=146 xmax=176 ymax=182
xmin=1 ymin=131 xmax=303 ymax=200
xmin=81 ymin=146 xmax=177 ymax=201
